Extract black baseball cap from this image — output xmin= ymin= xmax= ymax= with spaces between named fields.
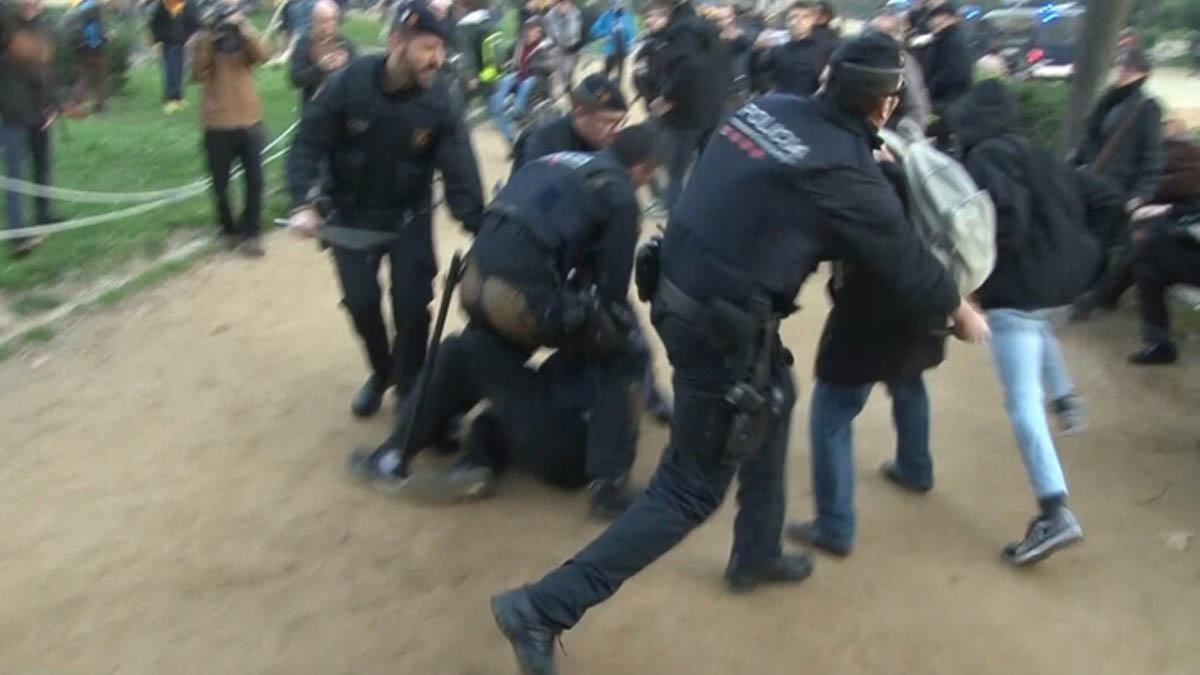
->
xmin=572 ymin=74 xmax=628 ymax=112
xmin=391 ymin=1 xmax=449 ymax=41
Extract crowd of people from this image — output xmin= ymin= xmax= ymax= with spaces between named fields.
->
xmin=3 ymin=0 xmax=1200 ymax=672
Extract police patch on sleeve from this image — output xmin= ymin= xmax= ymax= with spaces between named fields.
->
xmin=544 ymin=152 xmax=594 ymax=169
xmin=723 ymin=103 xmax=810 ymax=165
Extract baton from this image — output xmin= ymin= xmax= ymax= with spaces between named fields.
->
xmin=273 ymin=219 xmax=400 ymax=250
xmin=397 ymin=251 xmax=465 ymax=478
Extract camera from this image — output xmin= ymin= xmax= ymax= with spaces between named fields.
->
xmin=207 ymin=3 xmax=244 ymax=53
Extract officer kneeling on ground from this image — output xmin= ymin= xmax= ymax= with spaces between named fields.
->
xmin=287 ymin=0 xmax=484 ymax=418
xmin=489 ymin=33 xmax=990 ymax=675
xmin=352 ymin=124 xmax=659 ymax=519
xmin=348 ymin=322 xmax=652 ymax=506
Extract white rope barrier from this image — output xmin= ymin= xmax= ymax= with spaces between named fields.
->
xmin=0 ymin=120 xmax=299 ymax=203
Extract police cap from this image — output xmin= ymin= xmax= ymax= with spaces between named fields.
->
xmin=571 ymin=74 xmax=628 ymax=112
xmin=391 ymin=0 xmax=449 ymax=41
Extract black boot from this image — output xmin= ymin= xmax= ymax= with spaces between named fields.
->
xmin=588 ymin=474 xmax=639 ymax=520
xmin=724 ymin=553 xmax=815 ymax=593
xmin=784 ymin=520 xmax=852 ymax=557
xmin=1128 ymin=341 xmax=1178 ymax=365
xmin=491 ymin=587 xmax=559 ymax=675
xmin=351 ymin=374 xmax=388 ymax=417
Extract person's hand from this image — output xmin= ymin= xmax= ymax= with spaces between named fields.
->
xmin=288 ymin=206 xmax=324 ymax=238
xmin=649 ymin=96 xmax=672 ymax=115
xmin=1131 ymin=203 xmax=1171 ymax=221
xmin=950 ymin=299 xmax=990 ymax=344
xmin=320 ymin=50 xmax=348 ymax=71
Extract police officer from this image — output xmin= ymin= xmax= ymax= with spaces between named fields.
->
xmin=287 ymin=0 xmax=484 ymax=417
xmin=351 ymin=124 xmax=660 ymax=519
xmin=489 ymin=34 xmax=990 ymax=675
xmin=510 ymin=73 xmax=627 ymax=173
xmin=348 ymin=321 xmax=652 ymax=505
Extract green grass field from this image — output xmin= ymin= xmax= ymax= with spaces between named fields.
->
xmin=0 ymin=11 xmax=386 ymax=292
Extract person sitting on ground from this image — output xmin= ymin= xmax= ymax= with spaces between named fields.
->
xmin=193 ymin=0 xmax=270 ymax=256
xmin=956 ymin=79 xmax=1127 ymax=566
xmin=487 ymin=15 xmax=553 ymax=144
xmin=543 ymin=0 xmax=582 ymax=94
xmin=288 ymin=0 xmax=356 ymax=106
xmin=149 ymin=0 xmax=202 ymax=114
xmin=1123 ymin=120 xmax=1200 ymax=365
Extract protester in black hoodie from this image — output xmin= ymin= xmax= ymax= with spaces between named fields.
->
xmin=919 ymin=3 xmax=971 ymax=113
xmin=646 ymin=0 xmax=730 ymax=215
xmin=752 ymin=1 xmax=828 ymax=97
xmin=811 ymin=1 xmax=840 ymax=61
xmin=957 ymin=80 xmax=1126 ymax=567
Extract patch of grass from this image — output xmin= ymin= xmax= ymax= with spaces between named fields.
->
xmin=0 ymin=13 xmax=383 ymax=292
xmin=0 ymin=340 xmax=17 ymax=363
xmin=94 ymin=242 xmax=214 ymax=307
xmin=11 ymin=292 xmax=66 ymax=317
xmin=22 ymin=325 xmax=57 ymax=344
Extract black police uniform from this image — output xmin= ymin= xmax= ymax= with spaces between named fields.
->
xmin=287 ymin=53 xmax=484 ymax=399
xmin=459 ymin=149 xmax=643 ymax=484
xmin=510 ymin=114 xmax=592 ymax=175
xmin=508 ymin=94 xmax=960 ymax=635
xmin=379 ymin=322 xmax=650 ymax=490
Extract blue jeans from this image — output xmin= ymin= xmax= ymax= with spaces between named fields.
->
xmin=524 ymin=298 xmax=796 ymax=631
xmin=489 ymin=73 xmax=538 ymax=143
xmin=163 ymin=43 xmax=185 ymax=102
xmin=809 ymin=376 xmax=931 ymax=547
xmin=986 ymin=309 xmax=1072 ymax=501
xmin=3 ymin=124 xmax=52 ymax=249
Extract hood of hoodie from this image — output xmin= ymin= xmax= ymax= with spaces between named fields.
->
xmin=955 ymin=79 xmax=1021 ymax=152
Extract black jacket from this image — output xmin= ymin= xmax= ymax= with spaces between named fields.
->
xmin=657 ymin=2 xmax=730 ymax=130
xmin=810 ymin=25 xmax=840 ymax=62
xmin=815 ymin=161 xmax=946 ymax=385
xmin=754 ymin=34 xmax=827 ymax=97
xmin=920 ymin=23 xmax=972 ymax=110
xmin=958 ymin=81 xmax=1124 ymax=311
xmin=632 ymin=30 xmax=667 ymax=105
xmin=1073 ymin=79 xmax=1164 ymax=205
xmin=662 ymin=94 xmax=959 ymax=321
xmin=510 ymin=113 xmax=594 ymax=175
xmin=0 ymin=12 xmax=55 ymax=127
xmin=288 ymin=33 xmax=357 ymax=105
xmin=149 ymin=0 xmax=200 ymax=46
xmin=287 ymin=55 xmax=484 ymax=232
xmin=484 ymin=150 xmax=640 ymax=307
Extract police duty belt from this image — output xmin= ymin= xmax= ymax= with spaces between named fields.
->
xmin=274 ymin=221 xmax=401 ymax=250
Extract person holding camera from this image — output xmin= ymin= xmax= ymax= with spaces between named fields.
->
xmin=192 ymin=0 xmax=269 ymax=256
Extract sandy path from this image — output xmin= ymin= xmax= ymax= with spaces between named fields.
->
xmin=1 ymin=125 xmax=1199 ymax=675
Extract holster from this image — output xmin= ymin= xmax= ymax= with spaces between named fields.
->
xmin=634 ymin=234 xmax=663 ymax=303
xmin=720 ymin=296 xmax=784 ymax=467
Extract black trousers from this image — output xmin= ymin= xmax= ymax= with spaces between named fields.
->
xmin=603 ymin=53 xmax=625 ymax=85
xmin=203 ymin=125 xmax=263 ymax=238
xmin=524 ymin=295 xmax=796 ymax=632
xmin=383 ymin=324 xmax=595 ymax=487
xmin=1134 ymin=231 xmax=1200 ymax=343
xmin=331 ymin=218 xmax=436 ymax=394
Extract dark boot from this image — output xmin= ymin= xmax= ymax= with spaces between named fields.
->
xmin=351 ymin=374 xmax=388 ymax=417
xmin=880 ymin=460 xmax=933 ymax=493
xmin=784 ymin=520 xmax=852 ymax=557
xmin=1128 ymin=341 xmax=1178 ymax=365
xmin=588 ymin=474 xmax=640 ymax=520
xmin=491 ymin=587 xmax=559 ymax=675
xmin=724 ymin=553 xmax=815 ymax=593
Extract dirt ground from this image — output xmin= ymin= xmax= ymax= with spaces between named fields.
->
xmin=3 ymin=122 xmax=1200 ymax=675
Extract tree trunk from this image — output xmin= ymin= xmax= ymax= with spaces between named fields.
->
xmin=1064 ymin=0 xmax=1135 ymax=154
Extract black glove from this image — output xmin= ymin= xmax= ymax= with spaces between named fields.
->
xmin=634 ymin=233 xmax=662 ymax=302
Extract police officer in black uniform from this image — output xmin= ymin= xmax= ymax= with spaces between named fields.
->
xmin=351 ymin=125 xmax=660 ymax=519
xmin=490 ymin=34 xmax=991 ymax=675
xmin=286 ymin=0 xmax=484 ymax=417
xmin=510 ymin=73 xmax=628 ymax=173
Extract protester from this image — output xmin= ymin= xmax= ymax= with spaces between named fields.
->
xmin=150 ymin=0 xmax=201 ymax=114
xmin=956 ymin=80 xmax=1127 ymax=566
xmin=193 ymin=0 xmax=270 ymax=256
xmin=648 ymin=0 xmax=730 ymax=215
xmin=631 ymin=2 xmax=670 ymax=212
xmin=65 ymin=0 xmax=109 ymax=114
xmin=811 ymin=0 xmax=840 ymax=61
xmin=488 ymin=16 xmax=553 ymax=144
xmin=543 ymin=0 xmax=581 ymax=94
xmin=868 ymin=9 xmax=931 ymax=131
xmin=511 ymin=73 xmax=627 ymax=173
xmin=288 ymin=0 xmax=355 ymax=106
xmin=2 ymin=0 xmax=58 ymax=259
xmin=919 ymin=2 xmax=971 ymax=115
xmin=752 ymin=1 xmax=830 ymax=98
xmin=591 ymin=0 xmax=635 ymax=84
xmin=711 ymin=4 xmax=756 ymax=108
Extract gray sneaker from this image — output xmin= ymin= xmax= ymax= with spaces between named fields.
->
xmin=1003 ymin=507 xmax=1083 ymax=566
xmin=400 ymin=461 xmax=497 ymax=503
xmin=1052 ymin=395 xmax=1089 ymax=436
